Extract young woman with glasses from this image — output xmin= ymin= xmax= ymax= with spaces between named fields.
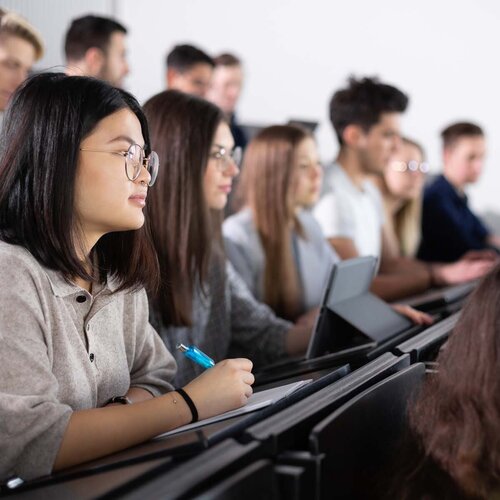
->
xmin=371 ymin=137 xmax=496 ymax=285
xmin=0 ymin=74 xmax=253 ymax=481
xmin=143 ymin=91 xmax=314 ymax=387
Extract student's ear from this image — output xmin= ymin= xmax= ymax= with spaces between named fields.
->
xmin=343 ymin=124 xmax=367 ymax=148
xmin=443 ymin=146 xmax=453 ymax=164
xmin=166 ymin=67 xmax=178 ymax=88
xmin=84 ymin=47 xmax=105 ymax=77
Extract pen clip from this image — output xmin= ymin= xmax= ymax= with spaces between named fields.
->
xmin=176 ymin=343 xmax=188 ymax=353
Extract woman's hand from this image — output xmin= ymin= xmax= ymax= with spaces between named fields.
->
xmin=182 ymin=358 xmax=254 ymax=420
xmin=295 ymin=307 xmax=319 ymax=328
xmin=391 ymin=304 xmax=434 ymax=326
xmin=432 ymin=257 xmax=496 ymax=285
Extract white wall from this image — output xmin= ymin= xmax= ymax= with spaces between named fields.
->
xmin=4 ymin=0 xmax=500 ymax=216
xmin=0 ymin=0 xmax=115 ymax=68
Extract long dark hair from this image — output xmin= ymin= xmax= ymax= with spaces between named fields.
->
xmin=143 ymin=90 xmax=224 ymax=326
xmin=405 ymin=265 xmax=500 ymax=497
xmin=237 ymin=125 xmax=311 ymax=320
xmin=0 ymin=72 xmax=158 ymax=291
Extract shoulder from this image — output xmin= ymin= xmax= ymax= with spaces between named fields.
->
xmin=0 ymin=241 xmax=48 ymax=284
xmin=424 ymin=175 xmax=450 ymax=199
xmin=223 ymin=208 xmax=256 ymax=242
xmin=314 ymin=189 xmax=341 ymax=215
xmin=298 ymin=209 xmax=326 ymax=240
xmin=364 ymin=179 xmax=384 ymax=210
xmin=325 ymin=163 xmax=349 ymax=189
xmin=364 ymin=178 xmax=382 ymax=200
xmin=0 ymin=242 xmax=57 ymax=321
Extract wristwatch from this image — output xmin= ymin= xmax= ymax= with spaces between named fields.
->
xmin=105 ymin=395 xmax=132 ymax=405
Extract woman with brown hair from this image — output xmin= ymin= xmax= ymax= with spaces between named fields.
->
xmin=143 ymin=91 xmax=312 ymax=387
xmin=223 ymin=125 xmax=336 ymax=321
xmin=392 ymin=263 xmax=500 ymax=499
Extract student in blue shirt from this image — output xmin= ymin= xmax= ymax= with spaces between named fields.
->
xmin=418 ymin=122 xmax=500 ymax=262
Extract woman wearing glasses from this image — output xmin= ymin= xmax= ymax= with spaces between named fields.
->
xmin=0 ymin=74 xmax=253 ymax=481
xmin=223 ymin=125 xmax=337 ymax=322
xmin=144 ymin=91 xmax=313 ymax=387
xmin=372 ymin=137 xmax=495 ymax=284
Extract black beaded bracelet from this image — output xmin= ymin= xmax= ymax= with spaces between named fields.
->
xmin=175 ymin=388 xmax=198 ymax=423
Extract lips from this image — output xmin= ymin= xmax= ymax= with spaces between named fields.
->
xmin=129 ymin=192 xmax=147 ymax=206
xmin=219 ymin=185 xmax=232 ymax=194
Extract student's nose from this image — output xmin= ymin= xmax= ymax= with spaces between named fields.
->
xmin=227 ymin=158 xmax=239 ymax=177
xmin=311 ymin=163 xmax=322 ymax=180
xmin=392 ymin=136 xmax=402 ymax=153
xmin=137 ymin=162 xmax=152 ymax=186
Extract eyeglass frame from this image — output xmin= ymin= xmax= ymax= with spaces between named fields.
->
xmin=390 ymin=159 xmax=430 ymax=174
xmin=209 ymin=145 xmax=242 ymax=172
xmin=79 ymin=143 xmax=159 ymax=187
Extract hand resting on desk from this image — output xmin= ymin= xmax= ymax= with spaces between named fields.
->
xmin=53 ymin=358 xmax=254 ymax=472
xmin=391 ymin=304 xmax=434 ymax=326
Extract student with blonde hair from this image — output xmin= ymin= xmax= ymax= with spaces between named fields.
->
xmin=0 ymin=8 xmax=43 ymax=126
xmin=373 ymin=137 xmax=497 ymax=283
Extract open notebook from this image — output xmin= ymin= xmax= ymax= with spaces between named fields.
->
xmin=158 ymin=379 xmax=312 ymax=438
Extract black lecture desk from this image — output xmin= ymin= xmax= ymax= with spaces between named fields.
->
xmin=3 ymin=363 xmax=349 ymax=499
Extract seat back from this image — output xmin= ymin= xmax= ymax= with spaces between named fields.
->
xmin=195 ymin=459 xmax=277 ymax=500
xmin=309 ymin=363 xmax=426 ymax=499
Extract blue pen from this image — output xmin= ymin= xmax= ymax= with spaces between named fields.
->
xmin=176 ymin=343 xmax=215 ymax=369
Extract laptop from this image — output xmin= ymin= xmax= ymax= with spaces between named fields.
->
xmin=255 ymin=256 xmax=415 ymax=384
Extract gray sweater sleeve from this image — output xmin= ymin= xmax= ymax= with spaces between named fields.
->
xmin=0 ymin=252 xmax=72 ymax=480
xmin=226 ymin=262 xmax=291 ymax=368
xmin=128 ymin=289 xmax=176 ymax=396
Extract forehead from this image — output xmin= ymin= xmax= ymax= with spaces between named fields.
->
xmin=107 ymin=31 xmax=126 ymax=52
xmin=401 ymin=142 xmax=423 ymax=160
xmin=85 ymin=108 xmax=144 ymax=146
xmin=185 ymin=63 xmax=213 ymax=80
xmin=450 ymin=135 xmax=485 ymax=154
xmin=0 ymin=34 xmax=36 ymax=67
xmin=295 ymin=136 xmax=317 ymax=158
xmin=372 ymin=112 xmax=401 ymax=131
xmin=212 ymin=121 xmax=234 ymax=147
xmin=213 ymin=64 xmax=242 ymax=81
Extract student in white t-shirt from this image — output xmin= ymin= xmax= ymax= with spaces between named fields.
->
xmin=314 ymin=77 xmax=495 ymax=301
xmin=316 ymin=162 xmax=384 ymax=258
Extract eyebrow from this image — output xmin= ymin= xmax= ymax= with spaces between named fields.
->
xmin=108 ymin=135 xmax=145 ymax=148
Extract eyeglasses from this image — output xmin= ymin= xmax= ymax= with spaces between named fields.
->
xmin=209 ymin=145 xmax=242 ymax=172
xmin=80 ymin=143 xmax=159 ymax=186
xmin=390 ymin=160 xmax=429 ymax=174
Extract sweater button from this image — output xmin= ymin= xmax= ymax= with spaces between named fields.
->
xmin=89 ymin=353 xmax=95 ymax=362
xmin=76 ymin=295 xmax=87 ymax=303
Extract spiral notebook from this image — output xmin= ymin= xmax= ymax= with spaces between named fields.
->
xmin=158 ymin=379 xmax=312 ymax=437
